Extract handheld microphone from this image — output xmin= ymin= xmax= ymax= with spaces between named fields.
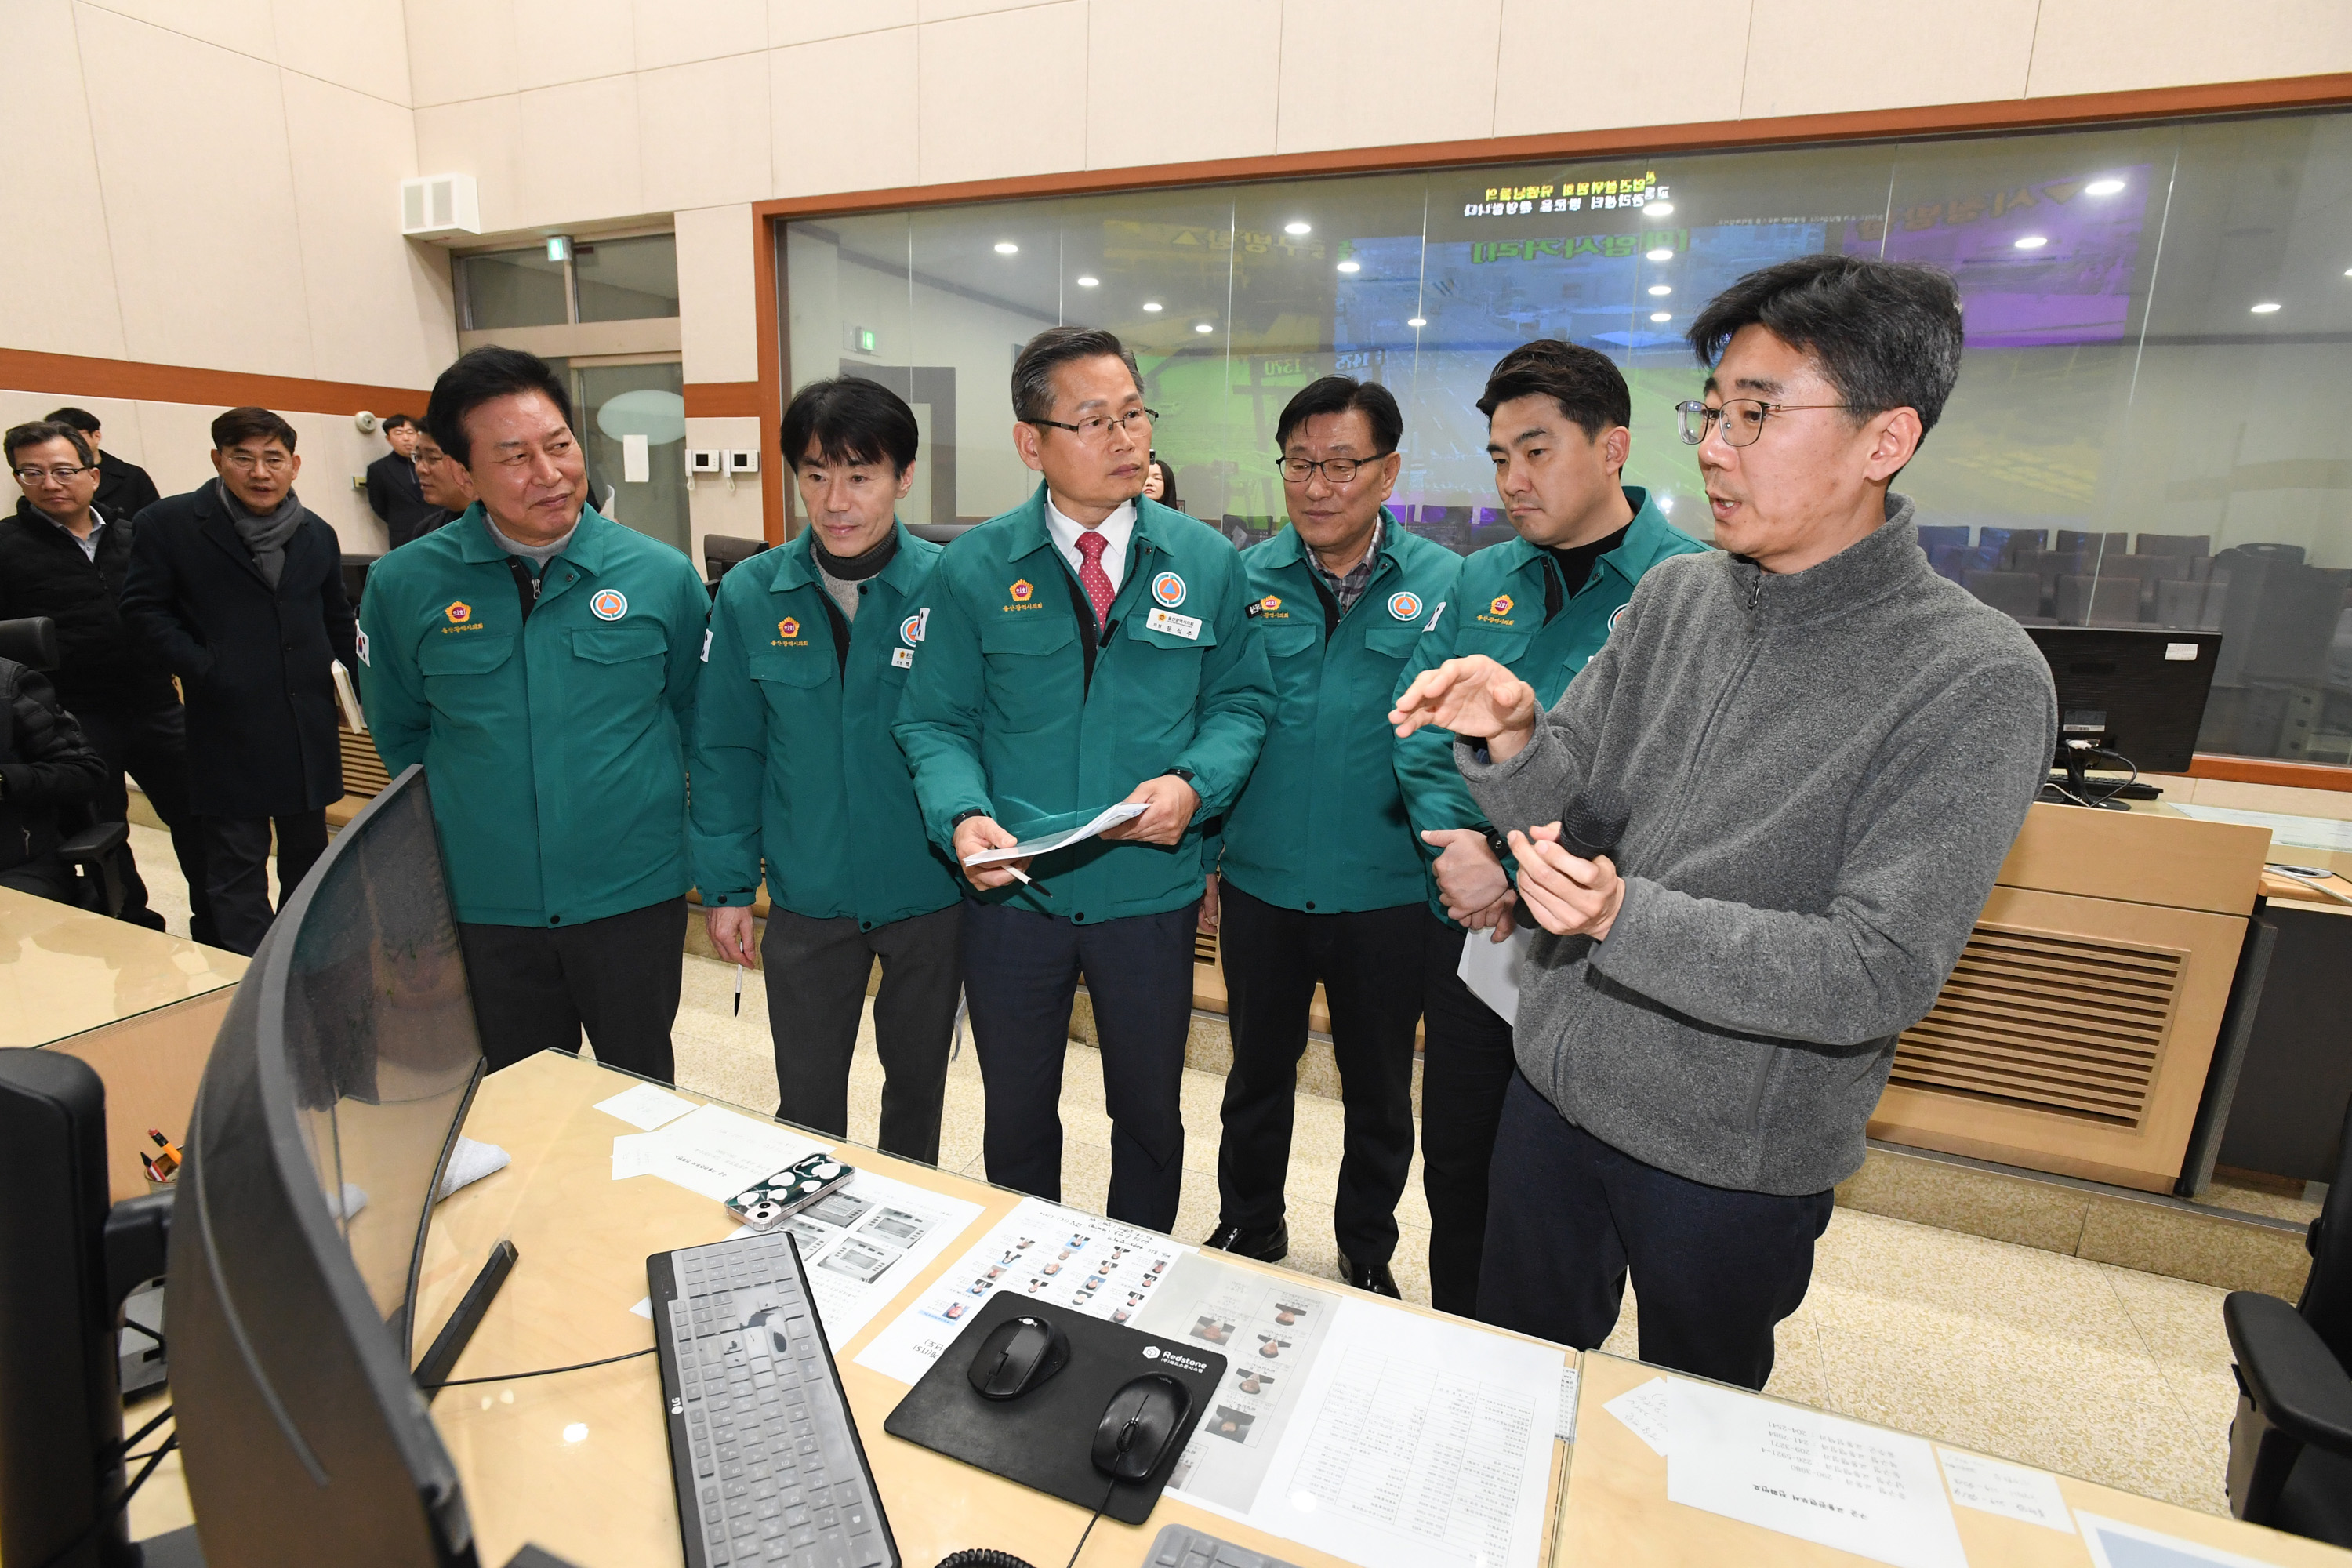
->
xmin=1559 ymin=783 xmax=1632 ymax=866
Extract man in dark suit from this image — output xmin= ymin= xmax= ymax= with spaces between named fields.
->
xmin=365 ymin=414 xmax=452 ymax=549
xmin=120 ymin=406 xmax=357 ymax=954
xmin=47 ymin=408 xmax=161 ymax=523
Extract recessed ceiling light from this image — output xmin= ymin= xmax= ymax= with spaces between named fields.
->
xmin=1406 ymin=317 xmax=1428 ymax=328
xmin=1644 ymin=201 xmax=1674 ymax=216
xmin=1285 ymin=221 xmax=1312 ymax=235
xmin=2013 ymin=235 xmax=2048 ymax=250
xmin=2251 ymin=301 xmax=2283 ymax=314
xmin=993 ymin=241 xmax=1018 ymax=255
xmin=1650 ymin=311 xmax=1671 ymax=322
xmin=1142 ymin=301 xmax=1163 ymax=312
xmin=1647 ymin=285 xmax=1671 ymax=296
xmin=1076 ymin=275 xmax=1099 ymax=287
xmin=1194 ymin=322 xmax=1214 ymax=333
xmin=1646 ymin=247 xmax=1674 ymax=261
xmin=2085 ymin=179 xmax=2125 ymax=196
xmin=1337 ymin=260 xmax=1361 ymax=274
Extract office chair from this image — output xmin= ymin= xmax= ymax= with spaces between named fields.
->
xmin=702 ymin=533 xmax=768 ymax=592
xmin=2137 ymin=532 xmax=2211 ymax=558
xmin=1916 ymin=524 xmax=1970 ymax=553
xmin=2057 ymin=573 xmax=2143 ymax=626
xmin=1978 ymin=527 xmax=2045 ymax=569
xmin=2056 ymin=528 xmax=2129 ymax=557
xmin=2223 ymin=1093 xmax=2352 ymax=1546
xmin=1962 ymin=569 xmax=2042 ymax=619
xmin=0 ymin=617 xmax=132 ymax=919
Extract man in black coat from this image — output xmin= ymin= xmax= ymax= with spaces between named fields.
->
xmin=2 ymin=419 xmax=214 ymax=942
xmin=120 ymin=406 xmax=357 ymax=955
xmin=0 ymin=655 xmax=110 ymax=904
xmin=365 ymin=414 xmax=452 ymax=550
xmin=46 ymin=408 xmax=162 ymax=523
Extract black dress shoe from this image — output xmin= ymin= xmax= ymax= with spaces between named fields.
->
xmin=1203 ymin=1218 xmax=1289 ymax=1262
xmin=1340 ymin=1254 xmax=1401 ymax=1298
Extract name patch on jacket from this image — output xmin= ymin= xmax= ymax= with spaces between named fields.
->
xmin=1145 ymin=608 xmax=1201 ymax=640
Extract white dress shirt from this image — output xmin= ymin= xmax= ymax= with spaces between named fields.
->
xmin=1043 ymin=493 xmax=1136 ymax=596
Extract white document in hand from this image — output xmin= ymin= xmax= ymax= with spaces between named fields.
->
xmin=961 ymin=801 xmax=1147 ymax=866
xmin=1457 ymin=924 xmax=1531 ymax=1022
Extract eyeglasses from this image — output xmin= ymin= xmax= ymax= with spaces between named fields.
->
xmin=1276 ymin=453 xmax=1393 ymax=485
xmin=222 ymin=452 xmax=292 ymax=473
xmin=1675 ymin=398 xmax=1853 ymax=448
xmin=1026 ymin=407 xmax=1156 ymax=441
xmin=11 ymin=465 xmax=91 ymax=483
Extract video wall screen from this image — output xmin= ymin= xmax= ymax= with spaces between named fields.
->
xmin=782 ymin=113 xmax=2352 ymax=766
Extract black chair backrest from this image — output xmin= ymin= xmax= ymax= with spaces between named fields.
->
xmin=2137 ymin=533 xmax=2211 ymax=557
xmin=703 ymin=534 xmax=768 ymax=575
xmin=0 ymin=618 xmax=60 ymax=672
xmin=905 ymin=524 xmax=975 ymax=546
xmin=1916 ymin=524 xmax=1970 ymax=551
xmin=2301 ymin=1094 xmax=2352 ymax=1369
xmin=2056 ymin=528 xmax=2129 ymax=556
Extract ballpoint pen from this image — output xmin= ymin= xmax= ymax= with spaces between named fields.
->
xmin=733 ymin=964 xmax=744 ymax=1016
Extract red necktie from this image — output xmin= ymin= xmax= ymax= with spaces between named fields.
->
xmin=1076 ymin=530 xmax=1115 ymax=626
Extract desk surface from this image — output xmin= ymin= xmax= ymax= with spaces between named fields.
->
xmin=0 ymin=885 xmax=242 ymax=1048
xmin=416 ymin=1054 xmax=2343 ymax=1568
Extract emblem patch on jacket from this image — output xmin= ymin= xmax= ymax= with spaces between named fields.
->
xmin=590 ymin=588 xmax=628 ymax=621
xmin=1388 ymin=591 xmax=1422 ymax=622
xmin=1151 ymin=571 xmax=1185 ymax=608
xmin=445 ymin=601 xmax=470 ymax=624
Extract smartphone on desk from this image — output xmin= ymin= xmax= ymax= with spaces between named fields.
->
xmin=726 ymin=1152 xmax=855 ymax=1232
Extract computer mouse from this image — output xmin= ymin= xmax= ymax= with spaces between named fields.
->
xmin=1091 ymin=1374 xmax=1191 ymax=1482
xmin=967 ymin=1314 xmax=1069 ymax=1400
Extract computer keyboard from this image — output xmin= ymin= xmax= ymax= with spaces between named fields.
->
xmin=1142 ymin=1523 xmax=1301 ymax=1568
xmin=651 ymin=1232 xmax=898 ymax=1568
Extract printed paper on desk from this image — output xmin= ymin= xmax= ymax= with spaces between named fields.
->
xmin=632 ymin=1103 xmax=824 ymax=1203
xmin=1666 ymin=1377 xmax=1965 ymax=1568
xmin=594 ymin=1082 xmax=696 ymax=1131
xmin=1936 ymin=1447 xmax=2073 ymax=1533
xmin=1457 ymin=924 xmax=1530 ymax=1022
xmin=2077 ymin=1511 xmax=2279 ymax=1568
xmin=1604 ymin=1376 xmax=1668 ymax=1456
xmin=960 ymin=801 xmax=1147 ymax=866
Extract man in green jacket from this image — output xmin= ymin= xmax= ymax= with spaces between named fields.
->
xmin=1205 ymin=376 xmax=1461 ymax=1298
xmin=691 ymin=378 xmax=962 ymax=1162
xmin=895 ymin=326 xmax=1274 ymax=1230
xmin=358 ymin=347 xmax=708 ymax=1082
xmin=1392 ymin=340 xmax=1707 ymax=1316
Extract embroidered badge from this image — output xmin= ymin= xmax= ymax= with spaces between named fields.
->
xmin=1260 ymin=595 xmax=1282 ymax=614
xmin=891 ymin=648 xmax=914 ymax=669
xmin=1010 ymin=579 xmax=1034 ymax=603
xmin=590 ymin=588 xmax=628 ymax=621
xmin=900 ymin=612 xmax=926 ymax=646
xmin=1489 ymin=593 xmax=1515 ymax=618
xmin=1388 ymin=591 xmax=1423 ymax=622
xmin=1609 ymin=604 xmax=1631 ymax=634
xmin=778 ymin=617 xmax=800 ymax=639
xmin=700 ymin=628 xmax=713 ymax=663
xmin=1151 ymin=571 xmax=1185 ymax=608
xmin=444 ymin=601 xmax=470 ymax=624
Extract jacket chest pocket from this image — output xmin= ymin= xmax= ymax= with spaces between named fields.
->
xmin=417 ymin=632 xmax=517 ymax=698
xmin=1354 ymin=619 xmax=1423 ymax=698
xmin=749 ymin=648 xmax=835 ymax=720
xmin=571 ymin=621 xmax=668 ymax=703
xmin=1259 ymin=621 xmax=1320 ymax=712
xmin=1118 ymin=610 xmax=1210 ymax=700
xmin=979 ymin=612 xmax=1077 ymax=731
xmin=1452 ymin=622 xmax=1536 ymax=671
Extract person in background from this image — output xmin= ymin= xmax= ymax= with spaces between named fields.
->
xmin=358 ymin=347 xmax=707 ymax=1083
xmin=367 ymin=414 xmax=453 ymax=550
xmin=1392 ymin=255 xmax=2056 ymax=1388
xmin=46 ymin=408 xmax=160 ymax=522
xmin=1391 ymin=339 xmax=1705 ymax=1319
xmin=1143 ymin=456 xmax=1181 ymax=513
xmin=119 ymin=407 xmax=355 ymax=956
xmin=692 ymin=378 xmax=961 ymax=1160
xmin=1203 ymin=377 xmax=1461 ymax=1298
xmin=0 ymin=647 xmax=109 ymax=905
xmin=895 ymin=325 xmax=1273 ymax=1231
xmin=1 ymin=420 xmax=214 ymax=942
xmin=410 ymin=426 xmax=473 ymax=525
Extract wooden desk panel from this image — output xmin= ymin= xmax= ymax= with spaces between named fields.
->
xmin=1994 ymin=804 xmax=2269 ymax=917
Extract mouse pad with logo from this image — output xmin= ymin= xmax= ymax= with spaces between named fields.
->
xmin=883 ymin=1294 xmax=1224 ymax=1524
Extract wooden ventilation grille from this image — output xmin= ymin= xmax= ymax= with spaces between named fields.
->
xmin=339 ymin=728 xmax=393 ymax=799
xmin=1890 ymin=923 xmax=2187 ymax=1127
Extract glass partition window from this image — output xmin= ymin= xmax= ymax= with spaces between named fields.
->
xmin=457 ymin=248 xmax=568 ymax=331
xmin=782 ymin=113 xmax=2352 ymax=766
xmin=459 ymin=234 xmax=681 ymax=330
xmin=576 ymin=234 xmax=681 ymax=323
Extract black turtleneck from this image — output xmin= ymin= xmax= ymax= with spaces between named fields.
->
xmin=1540 ymin=521 xmax=1630 ymax=621
xmin=813 ymin=528 xmax=897 ymax=583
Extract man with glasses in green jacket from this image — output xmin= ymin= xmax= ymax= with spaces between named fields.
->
xmin=691 ymin=379 xmax=962 ymax=1162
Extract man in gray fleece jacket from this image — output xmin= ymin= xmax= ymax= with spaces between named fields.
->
xmin=1392 ymin=255 xmax=2056 ymax=1388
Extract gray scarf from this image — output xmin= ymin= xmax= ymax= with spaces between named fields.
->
xmin=218 ymin=479 xmax=305 ymax=587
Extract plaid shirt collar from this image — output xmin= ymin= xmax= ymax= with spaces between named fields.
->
xmin=1305 ymin=514 xmax=1383 ymax=612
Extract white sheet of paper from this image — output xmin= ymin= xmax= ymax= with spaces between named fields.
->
xmin=594 ymin=1083 xmax=696 ymax=1131
xmin=1456 ymin=924 xmax=1530 ymax=1022
xmin=622 ymin=431 xmax=649 ymax=483
xmin=2172 ymin=802 xmax=2352 ymax=854
xmin=1556 ymin=1367 xmax=1581 ymax=1442
xmin=771 ymin=1167 xmax=985 ymax=1344
xmin=610 ymin=1131 xmax=664 ymax=1180
xmin=1665 ymin=1377 xmax=1965 ymax=1568
xmin=1605 ymin=1376 xmax=1669 ymax=1456
xmin=434 ymin=1135 xmax=509 ymax=1201
xmin=632 ymin=1103 xmax=824 ymax=1203
xmin=1936 ymin=1447 xmax=2074 ymax=1533
xmin=960 ymin=801 xmax=1147 ymax=866
xmin=2077 ymin=1512 xmax=2280 ymax=1568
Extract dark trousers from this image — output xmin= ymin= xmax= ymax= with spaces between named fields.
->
xmin=1214 ymin=883 xmax=1424 ymax=1264
xmin=457 ymin=898 xmax=686 ymax=1083
xmin=1479 ymin=1072 xmax=1833 ymax=1390
xmin=1419 ymin=916 xmax=1519 ymax=1316
xmin=0 ymin=852 xmax=77 ymax=904
xmin=201 ymin=811 xmax=328 ymax=956
xmin=78 ymin=703 xmax=215 ymax=946
xmin=763 ymin=902 xmax=963 ymax=1164
xmin=960 ymin=897 xmax=1196 ymax=1232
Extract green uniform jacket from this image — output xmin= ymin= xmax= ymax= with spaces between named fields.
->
xmin=357 ymin=503 xmax=709 ymax=927
xmin=1218 ymin=514 xmax=1464 ymax=914
xmin=1392 ymin=488 xmax=1707 ymax=924
xmin=689 ymin=523 xmax=960 ymax=928
xmin=893 ymin=488 xmax=1274 ymax=925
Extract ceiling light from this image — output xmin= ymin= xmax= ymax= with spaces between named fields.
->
xmin=2251 ymin=301 xmax=2283 ymax=314
xmin=993 ymin=241 xmax=1018 ymax=255
xmin=1076 ymin=275 xmax=1100 ymax=287
xmin=1650 ymin=311 xmax=1671 ymax=322
xmin=1406 ymin=317 xmax=1428 ymax=328
xmin=1142 ymin=301 xmax=1163 ymax=312
xmin=1285 ymin=221 xmax=1312 ymax=235
xmin=1647 ymin=284 xmax=1671 ymax=296
xmin=1337 ymin=260 xmax=1361 ymax=274
xmin=2085 ymin=178 xmax=2125 ymax=196
xmin=2013 ymin=235 xmax=2048 ymax=250
xmin=1657 ymin=495 xmax=1674 ymax=513
xmin=1644 ymin=201 xmax=1674 ymax=216
xmin=1646 ymin=247 xmax=1674 ymax=261
xmin=1194 ymin=322 xmax=1214 ymax=333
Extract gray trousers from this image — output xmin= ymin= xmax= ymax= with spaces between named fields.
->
xmin=762 ymin=902 xmax=963 ymax=1165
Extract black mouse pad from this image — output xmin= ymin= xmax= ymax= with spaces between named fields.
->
xmin=884 ymin=1294 xmax=1225 ymax=1524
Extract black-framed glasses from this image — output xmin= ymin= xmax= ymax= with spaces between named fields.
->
xmin=11 ymin=464 xmax=91 ymax=483
xmin=1675 ymin=398 xmax=1853 ymax=448
xmin=1027 ymin=407 xmax=1156 ymax=441
xmin=1276 ymin=452 xmax=1394 ymax=485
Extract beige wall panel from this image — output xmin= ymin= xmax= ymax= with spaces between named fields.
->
xmin=271 ymin=0 xmax=412 ymax=105
xmin=1494 ymin=0 xmax=1751 ymax=137
xmin=82 ymin=0 xmax=275 ymax=60
xmin=687 ymin=415 xmax=768 ymax=563
xmin=1085 ymin=0 xmax=1280 ymax=170
xmin=677 ymin=205 xmax=761 ymax=383
xmin=920 ymin=0 xmax=1057 ymax=18
xmin=0 ymin=1 xmax=128 ymax=361
xmin=516 ymin=74 xmax=645 ymax=230
xmin=78 ymin=6 xmax=316 ymax=379
xmin=771 ymin=27 xmax=920 ymax=197
xmin=120 ymin=401 xmax=220 ymax=502
xmin=512 ymin=0 xmax=636 ymax=93
xmin=1742 ymin=0 xmax=2038 ymax=119
xmin=768 ymin=0 xmax=915 ymax=48
xmin=1276 ymin=0 xmax=1502 ymax=154
xmin=283 ymin=74 xmax=459 ymax=390
xmin=279 ymin=408 xmax=396 ymax=552
xmin=404 ymin=0 xmax=521 ymax=107
xmin=414 ymin=93 xmax=525 ymax=234
xmin=2027 ymin=0 xmax=2352 ymax=98
xmin=916 ymin=4 xmax=1088 ymax=185
xmin=641 ymin=52 xmax=775 ymax=212
xmin=0 ymin=393 xmax=145 ymax=466
xmin=634 ymin=0 xmax=768 ymax=71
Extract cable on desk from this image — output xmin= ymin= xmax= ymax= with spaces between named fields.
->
xmin=33 ymin=1433 xmax=178 ymax=1568
xmin=419 ymin=1345 xmax=655 ymax=1391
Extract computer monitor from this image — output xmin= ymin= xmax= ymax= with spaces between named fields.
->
xmin=2024 ymin=626 xmax=2223 ymax=795
xmin=165 ymin=765 xmax=489 ymax=1566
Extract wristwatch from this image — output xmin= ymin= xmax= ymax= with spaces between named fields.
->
xmin=949 ymin=808 xmax=986 ymax=830
xmin=1481 ymin=826 xmax=1509 ymax=858
xmin=1161 ymin=768 xmax=1196 ymax=784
